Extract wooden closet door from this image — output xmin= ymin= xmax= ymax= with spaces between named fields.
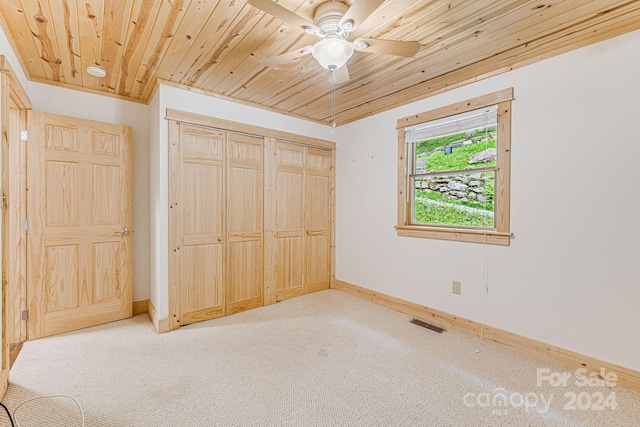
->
xmin=178 ymin=125 xmax=226 ymax=325
xmin=226 ymin=133 xmax=263 ymax=314
xmin=304 ymin=147 xmax=332 ymax=294
xmin=274 ymin=142 xmax=304 ymax=301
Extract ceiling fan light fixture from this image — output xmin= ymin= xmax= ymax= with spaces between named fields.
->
xmin=304 ymin=26 xmax=317 ymax=35
xmin=312 ymin=38 xmax=354 ymax=71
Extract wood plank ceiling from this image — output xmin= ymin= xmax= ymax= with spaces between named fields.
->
xmin=1 ymin=0 xmax=639 ymax=125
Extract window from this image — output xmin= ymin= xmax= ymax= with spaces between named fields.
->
xmin=396 ymin=89 xmax=513 ymax=245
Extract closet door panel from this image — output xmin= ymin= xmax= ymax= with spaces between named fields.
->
xmin=227 ymin=133 xmax=263 ymax=314
xmin=178 ymin=126 xmax=226 ymax=324
xmin=304 ymin=233 xmax=330 ymax=294
xmin=274 ymin=142 xmax=305 ymax=300
xmin=304 ymin=174 xmax=331 ymax=230
xmin=305 ymin=147 xmax=332 ymax=171
xmin=227 ymin=167 xmax=261 ymax=233
xmin=276 ymin=237 xmax=303 ymax=300
xmin=227 ymin=240 xmax=262 ymax=314
xmin=276 ymin=170 xmax=303 ymax=230
xmin=180 ymin=245 xmax=224 ymax=323
xmin=303 ymin=148 xmax=332 ymax=294
xmin=182 ymin=162 xmax=223 ymax=238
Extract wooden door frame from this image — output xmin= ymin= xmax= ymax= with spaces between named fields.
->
xmin=0 ymin=55 xmax=31 ymax=399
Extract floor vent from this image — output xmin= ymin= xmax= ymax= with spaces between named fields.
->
xmin=410 ymin=318 xmax=446 ymax=333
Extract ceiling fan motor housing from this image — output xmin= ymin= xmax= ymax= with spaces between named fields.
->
xmin=314 ymin=1 xmax=350 ymax=38
xmin=310 ymin=1 xmax=354 ymax=70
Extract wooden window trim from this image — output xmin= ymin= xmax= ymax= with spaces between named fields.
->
xmin=396 ymin=88 xmax=513 ymax=246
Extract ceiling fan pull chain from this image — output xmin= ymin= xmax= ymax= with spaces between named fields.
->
xmin=331 ymin=71 xmax=336 ymax=133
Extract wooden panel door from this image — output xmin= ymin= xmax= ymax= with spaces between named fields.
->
xmin=226 ymin=133 xmax=263 ymax=314
xmin=27 ymin=111 xmax=132 ymax=339
xmin=177 ymin=125 xmax=226 ymax=325
xmin=274 ymin=142 xmax=304 ymax=301
xmin=304 ymin=147 xmax=332 ymax=294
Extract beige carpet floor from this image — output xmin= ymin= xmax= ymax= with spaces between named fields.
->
xmin=1 ymin=289 xmax=638 ymax=426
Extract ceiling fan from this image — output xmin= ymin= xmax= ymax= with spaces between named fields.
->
xmin=247 ymin=0 xmax=421 ymax=83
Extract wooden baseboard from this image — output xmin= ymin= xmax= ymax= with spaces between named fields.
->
xmin=133 ymin=300 xmax=149 ymax=316
xmin=9 ymin=342 xmax=23 ymax=369
xmin=0 ymin=368 xmax=7 ymax=400
xmin=333 ymin=279 xmax=640 ymax=393
xmin=147 ymin=300 xmax=171 ymax=334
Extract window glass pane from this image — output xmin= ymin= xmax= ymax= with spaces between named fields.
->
xmin=413 ymin=171 xmax=495 ymax=228
xmin=414 ymin=126 xmax=497 ymax=174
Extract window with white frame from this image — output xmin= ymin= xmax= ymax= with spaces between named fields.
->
xmin=396 ymin=89 xmax=513 ymax=245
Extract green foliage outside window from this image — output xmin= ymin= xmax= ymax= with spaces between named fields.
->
xmin=412 ymin=127 xmax=497 ymax=228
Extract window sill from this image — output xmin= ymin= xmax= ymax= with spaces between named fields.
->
xmin=395 ymin=225 xmax=511 ymax=246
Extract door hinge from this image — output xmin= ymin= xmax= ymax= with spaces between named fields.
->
xmin=20 ymin=130 xmax=28 ymax=142
xmin=21 ymin=220 xmax=28 ymax=231
xmin=21 ymin=310 xmax=29 ymax=321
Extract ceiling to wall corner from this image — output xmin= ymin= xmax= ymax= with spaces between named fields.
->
xmin=1 ymin=0 xmax=639 ymax=126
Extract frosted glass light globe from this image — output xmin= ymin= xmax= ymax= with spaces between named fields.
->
xmin=312 ymin=38 xmax=354 ymax=70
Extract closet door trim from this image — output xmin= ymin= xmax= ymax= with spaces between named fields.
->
xmin=166 ymin=109 xmax=336 ymax=150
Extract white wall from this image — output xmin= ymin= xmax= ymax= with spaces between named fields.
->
xmin=28 ymin=82 xmax=151 ymax=302
xmin=149 ymin=84 xmax=333 ymax=317
xmin=335 ymin=29 xmax=640 ymax=370
xmin=0 ymin=24 xmax=28 ymax=90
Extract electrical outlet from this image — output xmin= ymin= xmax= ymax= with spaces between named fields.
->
xmin=452 ymin=281 xmax=462 ymax=295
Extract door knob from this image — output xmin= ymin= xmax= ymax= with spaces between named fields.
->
xmin=116 ymin=228 xmax=129 ymax=236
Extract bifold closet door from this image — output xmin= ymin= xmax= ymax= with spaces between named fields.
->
xmin=273 ymin=142 xmax=332 ymax=301
xmin=226 ymin=133 xmax=263 ymax=314
xmin=274 ymin=142 xmax=305 ymax=301
xmin=177 ymin=125 xmax=226 ymax=324
xmin=169 ymin=113 xmax=333 ymax=327
xmin=303 ymin=147 xmax=332 ymax=294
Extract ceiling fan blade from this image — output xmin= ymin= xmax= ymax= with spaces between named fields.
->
xmin=354 ymin=38 xmax=421 ymax=57
xmin=339 ymin=0 xmax=386 ymax=31
xmin=248 ymin=0 xmax=317 ymax=31
xmin=332 ymin=65 xmax=350 ymax=84
xmin=260 ymin=46 xmax=313 ymax=67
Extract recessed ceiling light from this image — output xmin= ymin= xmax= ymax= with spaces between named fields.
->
xmin=86 ymin=66 xmax=106 ymax=78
